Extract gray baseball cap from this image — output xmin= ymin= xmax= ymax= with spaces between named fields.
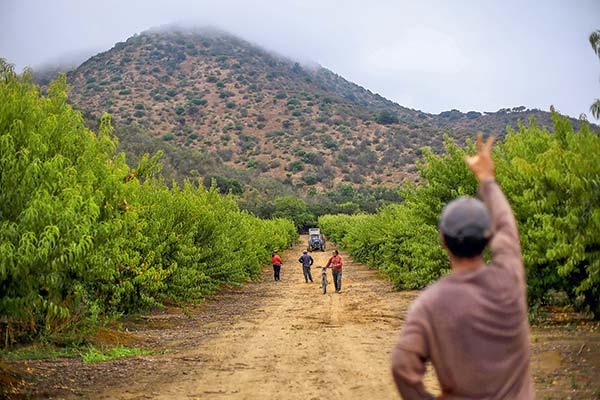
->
xmin=439 ymin=196 xmax=492 ymax=240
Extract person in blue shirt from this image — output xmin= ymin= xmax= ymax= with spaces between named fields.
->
xmin=298 ymin=250 xmax=314 ymax=283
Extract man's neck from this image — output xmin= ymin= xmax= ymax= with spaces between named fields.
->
xmin=450 ymin=255 xmax=484 ymax=273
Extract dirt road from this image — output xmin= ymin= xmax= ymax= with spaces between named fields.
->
xmin=9 ymin=238 xmax=600 ymax=399
xmin=92 ymin=241 xmax=438 ymax=399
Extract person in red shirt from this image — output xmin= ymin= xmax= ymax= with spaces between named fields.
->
xmin=271 ymin=250 xmax=282 ymax=281
xmin=325 ymin=249 xmax=343 ymax=292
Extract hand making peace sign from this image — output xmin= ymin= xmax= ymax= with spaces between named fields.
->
xmin=465 ymin=132 xmax=496 ymax=182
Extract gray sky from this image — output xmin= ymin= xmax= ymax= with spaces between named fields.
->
xmin=1 ymin=0 xmax=599 ymax=118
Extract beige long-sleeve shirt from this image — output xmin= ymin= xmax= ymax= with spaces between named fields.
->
xmin=391 ymin=180 xmax=534 ymax=399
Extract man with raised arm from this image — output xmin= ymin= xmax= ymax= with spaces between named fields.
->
xmin=391 ymin=134 xmax=534 ymax=399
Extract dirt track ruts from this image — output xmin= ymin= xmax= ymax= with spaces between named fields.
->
xmin=11 ymin=237 xmax=600 ymax=399
xmin=90 ymin=239 xmax=438 ymax=399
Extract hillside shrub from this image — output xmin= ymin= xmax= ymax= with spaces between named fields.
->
xmin=301 ymin=174 xmax=317 ymax=185
xmin=191 ymin=98 xmax=208 ymax=106
xmin=375 ymin=111 xmax=399 ymax=125
xmin=286 ymin=160 xmax=304 ymax=172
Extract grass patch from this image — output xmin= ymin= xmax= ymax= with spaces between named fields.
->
xmin=1 ymin=343 xmax=151 ymax=364
xmin=1 ymin=344 xmax=80 ymax=361
xmin=81 ymin=345 xmax=152 ymax=363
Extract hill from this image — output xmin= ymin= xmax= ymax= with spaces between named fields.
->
xmin=63 ymin=27 xmax=579 ymax=196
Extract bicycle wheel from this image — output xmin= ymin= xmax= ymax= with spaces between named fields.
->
xmin=322 ymin=274 xmax=327 ymax=294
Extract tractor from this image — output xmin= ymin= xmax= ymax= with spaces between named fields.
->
xmin=308 ymin=228 xmax=325 ymax=252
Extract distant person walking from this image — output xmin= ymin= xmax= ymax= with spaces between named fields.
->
xmin=272 ymin=251 xmax=282 ymax=281
xmin=391 ymin=134 xmax=534 ymax=399
xmin=325 ymin=249 xmax=343 ymax=293
xmin=298 ymin=250 xmax=314 ymax=283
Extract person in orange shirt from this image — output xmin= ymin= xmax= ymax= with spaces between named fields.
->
xmin=325 ymin=249 xmax=343 ymax=293
xmin=272 ymin=250 xmax=282 ymax=281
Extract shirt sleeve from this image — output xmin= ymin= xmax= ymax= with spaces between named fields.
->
xmin=478 ymin=179 xmax=525 ymax=286
xmin=391 ymin=300 xmax=435 ymax=400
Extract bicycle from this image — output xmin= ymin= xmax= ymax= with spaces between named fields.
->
xmin=320 ymin=266 xmax=330 ymax=294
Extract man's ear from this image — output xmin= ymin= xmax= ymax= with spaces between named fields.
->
xmin=439 ymin=231 xmax=448 ymax=249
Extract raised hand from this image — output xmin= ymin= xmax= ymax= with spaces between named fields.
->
xmin=465 ymin=132 xmax=496 ymax=181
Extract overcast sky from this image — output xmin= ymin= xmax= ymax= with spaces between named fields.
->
xmin=1 ymin=0 xmax=599 ymax=118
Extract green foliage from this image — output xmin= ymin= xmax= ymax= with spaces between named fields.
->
xmin=319 ymin=138 xmax=475 ymax=289
xmin=300 ymin=152 xmax=323 ymax=165
xmin=591 ymin=100 xmax=600 ymax=120
xmin=272 ymin=196 xmax=316 ymax=230
xmin=319 ymin=115 xmax=600 ymax=317
xmin=321 ymin=134 xmax=338 ymax=149
xmin=238 ymin=182 xmax=402 ymax=230
xmin=0 ymin=63 xmax=298 ymax=345
xmin=287 ymin=160 xmax=304 ymax=172
xmin=589 ymin=29 xmax=600 ymax=119
xmin=203 ymin=175 xmax=243 ymax=195
xmin=191 ymin=98 xmax=208 ymax=106
xmin=375 ymin=111 xmax=399 ymax=125
xmin=495 ymin=116 xmax=600 ymax=316
xmin=81 ymin=345 xmax=152 ymax=363
xmin=0 ymin=65 xmax=132 ymax=342
xmin=301 ymin=174 xmax=317 ymax=185
xmin=1 ymin=343 xmax=80 ymax=361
